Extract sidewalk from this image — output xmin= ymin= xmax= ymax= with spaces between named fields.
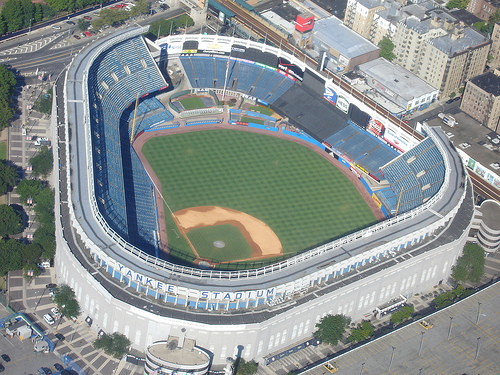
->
xmin=6 ymin=268 xmax=144 ymax=375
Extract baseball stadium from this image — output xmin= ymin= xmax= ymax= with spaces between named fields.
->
xmin=57 ymin=26 xmax=473 ymax=372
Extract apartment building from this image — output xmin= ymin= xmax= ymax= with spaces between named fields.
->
xmin=345 ymin=0 xmax=491 ymax=97
xmin=344 ymin=0 xmax=403 ymax=39
xmin=460 ymin=70 xmax=500 ymax=132
xmin=467 ymin=0 xmax=499 ymax=21
xmin=491 ymin=23 xmax=500 ymax=68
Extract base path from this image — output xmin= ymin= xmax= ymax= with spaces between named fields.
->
xmin=174 ymin=206 xmax=283 ymax=259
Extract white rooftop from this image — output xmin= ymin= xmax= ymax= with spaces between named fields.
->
xmin=312 ymin=16 xmax=379 ymax=58
xmin=358 ymin=57 xmax=438 ymax=100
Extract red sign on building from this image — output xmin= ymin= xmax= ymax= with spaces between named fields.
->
xmin=295 ymin=15 xmax=315 ymax=33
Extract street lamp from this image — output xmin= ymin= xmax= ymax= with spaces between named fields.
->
xmin=476 ymin=302 xmax=482 ymax=325
xmin=418 ymin=331 xmax=425 ymax=356
xmin=29 ymin=18 xmax=35 ymax=34
xmin=447 ymin=316 xmax=453 ymax=340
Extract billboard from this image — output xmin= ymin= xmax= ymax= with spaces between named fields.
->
xmin=198 ymin=41 xmax=231 ymax=55
xmin=295 ymin=15 xmax=315 ymax=33
xmin=367 ymin=119 xmax=385 ymax=137
xmin=160 ymin=42 xmax=183 ymax=55
xmin=336 ymin=95 xmax=349 ymax=114
xmin=383 ymin=126 xmax=411 ymax=153
xmin=323 ymin=86 xmax=337 ymax=105
xmin=277 ymin=57 xmax=304 ymax=81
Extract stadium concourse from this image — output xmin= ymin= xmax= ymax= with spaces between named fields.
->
xmin=58 ymin=26 xmax=473 ymax=372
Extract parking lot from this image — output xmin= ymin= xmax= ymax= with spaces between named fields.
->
xmin=0 ymin=303 xmax=65 ymax=375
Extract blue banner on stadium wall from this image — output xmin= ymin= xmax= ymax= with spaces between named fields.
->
xmin=323 ymin=87 xmax=337 ymax=105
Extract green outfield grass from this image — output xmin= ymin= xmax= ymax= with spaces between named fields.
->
xmin=180 ymin=97 xmax=206 ymax=110
xmin=188 ymin=224 xmax=254 ymax=262
xmin=248 ymin=106 xmax=273 ymax=116
xmin=142 ymin=129 xmax=376 ymax=266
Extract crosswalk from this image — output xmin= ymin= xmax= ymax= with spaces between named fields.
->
xmin=0 ymin=33 xmax=63 ymax=55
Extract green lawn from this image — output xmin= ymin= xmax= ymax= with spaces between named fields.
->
xmin=142 ymin=129 xmax=376 ymax=266
xmin=0 ymin=141 xmax=6 ymax=160
xmin=180 ymin=97 xmax=206 ymax=110
xmin=248 ymin=106 xmax=273 ymax=116
xmin=188 ymin=224 xmax=254 ymax=262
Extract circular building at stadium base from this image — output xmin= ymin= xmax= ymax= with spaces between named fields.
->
xmin=58 ymin=26 xmax=474 ymax=371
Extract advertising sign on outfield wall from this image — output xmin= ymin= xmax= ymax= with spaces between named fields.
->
xmin=160 ymin=42 xmax=183 ymax=54
xmin=323 ymin=87 xmax=337 ymax=105
xmin=367 ymin=119 xmax=385 ymax=137
xmin=336 ymin=95 xmax=349 ymax=114
xmin=383 ymin=126 xmax=411 ymax=153
xmin=277 ymin=57 xmax=304 ymax=81
xmin=198 ymin=41 xmax=232 ymax=55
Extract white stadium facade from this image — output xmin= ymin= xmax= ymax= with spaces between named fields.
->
xmin=56 ymin=26 xmax=474 ymax=373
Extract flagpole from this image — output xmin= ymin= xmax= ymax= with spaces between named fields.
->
xmin=222 ymin=48 xmax=232 ymax=101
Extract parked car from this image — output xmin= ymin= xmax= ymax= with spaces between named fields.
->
xmin=51 ymin=307 xmax=61 ymax=318
xmin=54 ymin=363 xmax=64 ymax=372
xmin=84 ymin=16 xmax=92 ymax=20
xmin=446 ymin=98 xmax=454 ymax=104
xmin=84 ymin=31 xmax=92 ymax=37
xmin=0 ymin=364 xmax=4 ymax=372
xmin=43 ymin=314 xmax=55 ymax=325
xmin=453 ymin=96 xmax=461 ymax=102
xmin=46 ymin=283 xmax=57 ymax=289
xmin=0 ymin=354 xmax=10 ymax=362
xmin=37 ymin=367 xmax=52 ymax=375
xmin=73 ymin=35 xmax=80 ymax=40
xmin=66 ymin=20 xmax=75 ymax=25
xmin=55 ymin=333 xmax=65 ymax=341
xmin=51 ymin=25 xmax=61 ymax=30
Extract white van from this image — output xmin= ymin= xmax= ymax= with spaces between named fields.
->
xmin=43 ymin=314 xmax=55 ymax=325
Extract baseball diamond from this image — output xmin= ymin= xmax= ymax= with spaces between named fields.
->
xmin=137 ymin=128 xmax=377 ymax=268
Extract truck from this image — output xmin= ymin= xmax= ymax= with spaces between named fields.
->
xmin=438 ymin=113 xmax=457 ymax=127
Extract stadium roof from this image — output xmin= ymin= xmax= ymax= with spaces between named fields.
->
xmin=312 ymin=16 xmax=379 ymax=59
xmin=357 ymin=57 xmax=438 ymax=101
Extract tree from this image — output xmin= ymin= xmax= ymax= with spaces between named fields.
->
xmin=313 ymin=314 xmax=351 ymax=346
xmin=129 ymin=0 xmax=149 ymax=17
xmin=347 ymin=321 xmax=374 ymax=343
xmin=446 ymin=0 xmax=469 ymax=9
xmin=78 ymin=18 xmax=88 ymax=31
xmin=378 ymin=37 xmax=396 ymax=61
xmin=93 ymin=332 xmax=131 ymax=358
xmin=234 ymin=358 xmax=258 ymax=375
xmin=16 ymin=179 xmax=44 ymax=204
xmin=451 ymin=243 xmax=485 ymax=283
xmin=0 ymin=238 xmax=23 ymax=275
xmin=0 ymin=65 xmax=16 ymax=131
xmin=30 ymin=146 xmax=53 ymax=177
xmin=33 ymin=87 xmax=52 ymax=115
xmin=53 ymin=284 xmax=80 ymax=318
xmin=0 ymin=204 xmax=23 ymax=237
xmin=0 ymin=161 xmax=18 ymax=195
xmin=61 ymin=298 xmax=80 ymax=319
xmin=390 ymin=305 xmax=414 ymax=325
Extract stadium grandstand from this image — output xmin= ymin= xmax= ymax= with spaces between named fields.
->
xmin=59 ymin=27 xmax=473 ymax=371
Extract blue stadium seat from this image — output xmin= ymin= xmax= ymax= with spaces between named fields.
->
xmin=87 ymin=35 xmax=166 ymax=253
